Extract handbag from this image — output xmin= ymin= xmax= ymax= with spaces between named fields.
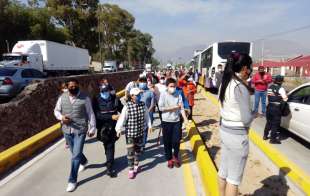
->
xmin=280 ymin=101 xmax=290 ymax=117
xmin=97 ymin=125 xmax=115 ymax=143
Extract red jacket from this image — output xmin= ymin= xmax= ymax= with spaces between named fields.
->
xmin=183 ymin=82 xmax=197 ymax=106
xmin=252 ymin=72 xmax=272 ymax=91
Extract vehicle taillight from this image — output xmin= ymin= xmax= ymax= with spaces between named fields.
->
xmin=3 ymin=77 xmax=13 ymax=85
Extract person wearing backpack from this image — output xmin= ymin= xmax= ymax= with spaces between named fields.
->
xmin=263 ymin=75 xmax=288 ymax=144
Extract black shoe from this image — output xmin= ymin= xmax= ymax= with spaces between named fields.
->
xmin=263 ymin=135 xmax=268 ymax=140
xmin=270 ymin=139 xmax=281 ymax=144
xmin=107 ymin=169 xmax=117 ymax=178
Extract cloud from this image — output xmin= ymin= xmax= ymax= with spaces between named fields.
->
xmin=102 ymin=0 xmax=310 ymax=61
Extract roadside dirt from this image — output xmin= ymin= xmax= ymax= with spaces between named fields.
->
xmin=192 ymin=87 xmax=295 ymax=196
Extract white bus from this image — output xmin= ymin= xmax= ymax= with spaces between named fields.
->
xmin=194 ymin=41 xmax=253 ymax=89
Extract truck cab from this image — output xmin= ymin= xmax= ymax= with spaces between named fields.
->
xmin=0 ymin=42 xmax=44 ymax=72
xmin=103 ymin=61 xmax=117 ymax=72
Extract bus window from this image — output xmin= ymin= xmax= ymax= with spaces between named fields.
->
xmin=202 ymin=47 xmax=212 ymax=68
xmin=218 ymin=42 xmax=250 ymax=59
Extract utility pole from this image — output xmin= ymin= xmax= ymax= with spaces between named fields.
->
xmin=98 ymin=6 xmax=102 ymax=64
xmin=261 ymin=39 xmax=264 ymax=67
xmin=5 ymin=40 xmax=9 ymax=53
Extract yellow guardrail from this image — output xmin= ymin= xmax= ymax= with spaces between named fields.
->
xmin=0 ymin=90 xmax=126 ymax=176
xmin=201 ymin=86 xmax=310 ymax=195
xmin=185 ymin=121 xmax=220 ymax=196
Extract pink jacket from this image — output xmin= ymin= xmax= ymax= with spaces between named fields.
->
xmin=252 ymin=72 xmax=272 ymax=91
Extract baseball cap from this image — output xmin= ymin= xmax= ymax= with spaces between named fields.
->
xmin=130 ymin=87 xmax=141 ymax=96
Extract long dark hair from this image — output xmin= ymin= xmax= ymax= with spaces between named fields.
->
xmin=219 ymin=52 xmax=253 ymax=105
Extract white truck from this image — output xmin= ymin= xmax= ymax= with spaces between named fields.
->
xmin=102 ymin=60 xmax=117 ymax=72
xmin=0 ymin=40 xmax=90 ymax=76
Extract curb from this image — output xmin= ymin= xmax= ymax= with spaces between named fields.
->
xmin=185 ymin=121 xmax=219 ymax=196
xmin=0 ymin=90 xmax=125 ymax=176
xmin=201 ymin=86 xmax=310 ymax=195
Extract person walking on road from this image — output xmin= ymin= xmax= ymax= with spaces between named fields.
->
xmin=54 ymin=79 xmax=96 ymax=192
xmin=115 ymin=87 xmax=152 ymax=179
xmin=252 ymin=65 xmax=272 ymax=116
xmin=93 ymin=79 xmax=123 ymax=178
xmin=138 ymin=77 xmax=155 ymax=148
xmin=158 ymin=78 xmax=188 ymax=168
xmin=218 ymin=53 xmax=255 ymax=196
xmin=183 ymin=77 xmax=197 ymax=120
xmin=263 ymin=75 xmax=288 ymax=144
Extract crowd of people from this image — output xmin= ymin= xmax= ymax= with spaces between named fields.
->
xmin=54 ymin=65 xmax=197 ymax=192
xmin=54 ymin=53 xmax=288 ymax=195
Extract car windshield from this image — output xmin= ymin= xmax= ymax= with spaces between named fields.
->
xmin=218 ymin=42 xmax=251 ymax=59
xmin=0 ymin=68 xmax=17 ymax=76
xmin=2 ymin=55 xmax=22 ymax=61
xmin=104 ymin=66 xmax=112 ymax=68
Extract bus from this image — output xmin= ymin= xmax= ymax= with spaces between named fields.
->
xmin=195 ymin=41 xmax=253 ymax=90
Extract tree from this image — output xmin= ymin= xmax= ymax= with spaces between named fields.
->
xmin=126 ymin=30 xmax=155 ymax=67
xmin=46 ymin=0 xmax=99 ymax=53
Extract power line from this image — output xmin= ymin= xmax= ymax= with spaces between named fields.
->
xmin=253 ymin=24 xmax=310 ymax=41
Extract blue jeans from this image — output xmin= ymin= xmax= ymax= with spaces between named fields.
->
xmin=64 ymin=132 xmax=88 ymax=183
xmin=254 ymin=90 xmax=267 ymax=114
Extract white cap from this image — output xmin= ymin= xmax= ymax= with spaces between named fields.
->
xmin=130 ymin=87 xmax=141 ymax=96
xmin=188 ymin=77 xmax=193 ymax=82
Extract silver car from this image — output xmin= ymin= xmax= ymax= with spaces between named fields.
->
xmin=281 ymin=82 xmax=310 ymax=143
xmin=0 ymin=66 xmax=45 ymax=98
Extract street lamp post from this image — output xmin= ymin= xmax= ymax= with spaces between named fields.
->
xmin=5 ymin=40 xmax=10 ymax=53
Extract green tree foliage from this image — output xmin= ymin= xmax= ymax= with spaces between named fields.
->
xmin=0 ymin=0 xmax=69 ymax=55
xmin=97 ymin=4 xmax=135 ymax=61
xmin=0 ymin=1 xmax=156 ymax=68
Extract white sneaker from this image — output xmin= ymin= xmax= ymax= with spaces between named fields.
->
xmin=66 ymin=182 xmax=77 ymax=192
xmin=78 ymin=160 xmax=88 ymax=173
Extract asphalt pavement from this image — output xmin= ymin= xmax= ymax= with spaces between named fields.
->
xmin=0 ymin=114 xmax=194 ymax=196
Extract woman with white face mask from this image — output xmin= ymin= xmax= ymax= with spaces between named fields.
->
xmin=158 ymin=78 xmax=188 ymax=168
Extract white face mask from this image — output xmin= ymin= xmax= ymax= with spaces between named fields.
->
xmin=168 ymin=87 xmax=176 ymax=94
xmin=62 ymin=89 xmax=68 ymax=93
xmin=160 ymin=79 xmax=165 ymax=84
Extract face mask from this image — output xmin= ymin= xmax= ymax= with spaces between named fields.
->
xmin=160 ymin=79 xmax=165 ymax=84
xmin=139 ymin=83 xmax=147 ymax=90
xmin=100 ymin=92 xmax=110 ymax=100
xmin=168 ymin=87 xmax=176 ymax=94
xmin=135 ymin=94 xmax=141 ymax=103
xmin=68 ymin=87 xmax=79 ymax=95
xmin=62 ymin=89 xmax=68 ymax=93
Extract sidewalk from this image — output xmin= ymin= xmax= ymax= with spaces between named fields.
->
xmin=192 ymin=87 xmax=296 ymax=195
xmin=0 ymin=114 xmax=198 ymax=196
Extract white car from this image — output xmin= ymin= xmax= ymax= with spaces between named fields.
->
xmin=281 ymin=82 xmax=310 ymax=143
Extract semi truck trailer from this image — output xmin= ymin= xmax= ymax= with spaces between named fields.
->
xmin=0 ymin=40 xmax=90 ymax=76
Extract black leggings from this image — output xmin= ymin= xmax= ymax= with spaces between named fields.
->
xmin=162 ymin=121 xmax=182 ymax=160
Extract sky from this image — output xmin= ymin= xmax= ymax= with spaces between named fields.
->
xmin=20 ymin=0 xmax=310 ymax=62
xmin=101 ymin=0 xmax=310 ymax=62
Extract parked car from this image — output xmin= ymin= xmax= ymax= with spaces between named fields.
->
xmin=0 ymin=66 xmax=45 ymax=98
xmin=281 ymin=82 xmax=310 ymax=143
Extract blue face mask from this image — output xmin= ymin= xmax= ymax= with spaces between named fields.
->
xmin=100 ymin=92 xmax=110 ymax=100
xmin=139 ymin=83 xmax=147 ymax=90
xmin=135 ymin=94 xmax=142 ymax=103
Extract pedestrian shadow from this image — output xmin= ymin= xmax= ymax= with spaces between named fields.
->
xmin=251 ymin=167 xmax=290 ymax=196
xmin=194 ymin=98 xmax=206 ymax=101
xmin=179 ymin=148 xmax=194 ymax=164
xmin=85 ymin=138 xmax=98 ymax=144
xmin=139 ymin=146 xmax=166 ymax=173
xmin=78 ymin=155 xmax=128 ymax=186
xmin=195 ymin=119 xmax=218 ymax=127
